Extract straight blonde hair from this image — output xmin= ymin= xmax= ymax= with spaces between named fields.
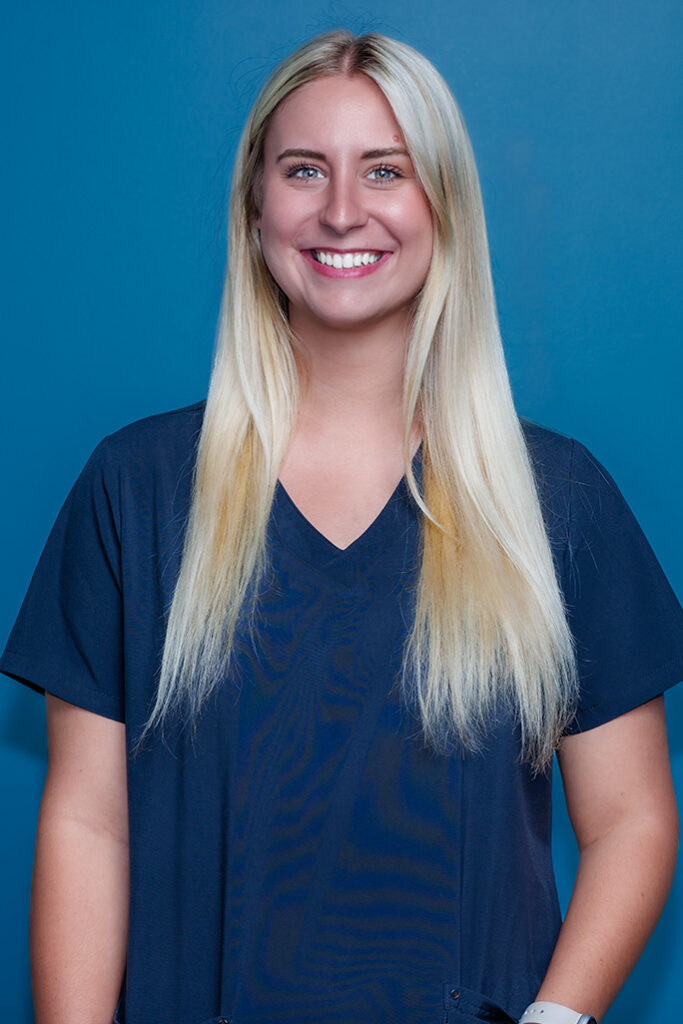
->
xmin=142 ymin=30 xmax=578 ymax=769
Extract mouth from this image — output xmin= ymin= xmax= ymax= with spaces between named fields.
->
xmin=302 ymin=248 xmax=391 ymax=278
xmin=311 ymin=249 xmax=384 ymax=268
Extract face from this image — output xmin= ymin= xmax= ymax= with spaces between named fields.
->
xmin=256 ymin=74 xmax=434 ymax=339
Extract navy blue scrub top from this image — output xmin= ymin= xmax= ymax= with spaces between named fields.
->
xmin=3 ymin=401 xmax=683 ymax=1024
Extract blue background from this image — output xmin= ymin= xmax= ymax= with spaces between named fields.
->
xmin=2 ymin=1 xmax=682 ymax=1020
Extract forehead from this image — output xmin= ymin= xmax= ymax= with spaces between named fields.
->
xmin=263 ymin=74 xmax=405 ymax=156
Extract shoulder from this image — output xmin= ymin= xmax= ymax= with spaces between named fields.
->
xmin=520 ymin=416 xmax=575 ymax=477
xmin=97 ymin=400 xmax=206 ymax=469
xmin=520 ymin=416 xmax=617 ymax=488
xmin=86 ymin=400 xmax=206 ymax=495
xmin=69 ymin=401 xmax=206 ymax=527
xmin=518 ymin=417 xmax=628 ymax=552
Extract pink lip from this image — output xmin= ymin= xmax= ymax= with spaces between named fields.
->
xmin=301 ymin=249 xmax=392 ymax=278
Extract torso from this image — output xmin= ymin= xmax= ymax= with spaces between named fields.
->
xmin=7 ymin=402 xmax=682 ymax=1024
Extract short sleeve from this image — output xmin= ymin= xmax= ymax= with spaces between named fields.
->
xmin=0 ymin=438 xmax=125 ymax=721
xmin=563 ymin=440 xmax=683 ymax=733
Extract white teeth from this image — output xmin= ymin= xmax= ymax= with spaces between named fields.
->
xmin=312 ymin=250 xmax=382 ymax=268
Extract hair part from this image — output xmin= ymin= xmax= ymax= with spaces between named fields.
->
xmin=139 ymin=30 xmax=577 ymax=770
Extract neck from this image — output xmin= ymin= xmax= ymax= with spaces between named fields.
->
xmin=289 ymin=309 xmax=411 ymax=433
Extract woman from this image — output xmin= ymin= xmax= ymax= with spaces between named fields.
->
xmin=2 ymin=29 xmax=683 ymax=1024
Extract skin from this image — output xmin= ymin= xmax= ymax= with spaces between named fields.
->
xmin=257 ymin=74 xmax=433 ymax=345
xmin=31 ymin=695 xmax=128 ymax=1024
xmin=31 ymin=73 xmax=679 ymax=1022
xmin=537 ymin=695 xmax=678 ymax=1019
xmin=257 ymin=73 xmax=431 ymax=548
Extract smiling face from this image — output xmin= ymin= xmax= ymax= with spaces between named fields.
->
xmin=256 ymin=74 xmax=434 ymax=341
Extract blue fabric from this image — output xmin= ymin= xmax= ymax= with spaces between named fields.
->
xmin=3 ymin=402 xmax=683 ymax=1024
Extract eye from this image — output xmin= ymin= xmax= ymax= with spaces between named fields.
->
xmin=284 ymin=163 xmax=323 ymax=180
xmin=367 ymin=164 xmax=403 ymax=183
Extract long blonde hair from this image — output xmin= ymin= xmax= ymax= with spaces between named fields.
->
xmin=142 ymin=30 xmax=577 ymax=768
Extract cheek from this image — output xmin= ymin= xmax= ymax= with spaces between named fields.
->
xmin=396 ymin=192 xmax=434 ymax=249
xmin=411 ymin=220 xmax=434 ymax=293
xmin=257 ymin=217 xmax=298 ymax=300
xmin=257 ymin=197 xmax=287 ymax=256
xmin=258 ymin=239 xmax=288 ymax=294
xmin=257 ymin=206 xmax=281 ymax=246
xmin=259 ymin=178 xmax=309 ymax=236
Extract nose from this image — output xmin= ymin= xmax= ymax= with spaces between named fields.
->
xmin=318 ymin=172 xmax=368 ymax=234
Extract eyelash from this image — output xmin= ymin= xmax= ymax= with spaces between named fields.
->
xmin=284 ymin=162 xmax=404 ymax=183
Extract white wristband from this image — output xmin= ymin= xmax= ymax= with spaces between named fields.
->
xmin=518 ymin=1001 xmax=596 ymax=1024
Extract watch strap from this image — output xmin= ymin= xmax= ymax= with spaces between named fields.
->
xmin=519 ymin=1001 xmax=597 ymax=1024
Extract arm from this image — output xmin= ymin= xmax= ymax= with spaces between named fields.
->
xmin=31 ymin=693 xmax=129 ymax=1024
xmin=533 ymin=695 xmax=678 ymax=1021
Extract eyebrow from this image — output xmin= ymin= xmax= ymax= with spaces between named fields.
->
xmin=275 ymin=146 xmax=410 ymax=162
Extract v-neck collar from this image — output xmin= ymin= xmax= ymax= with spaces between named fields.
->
xmin=272 ymin=448 xmax=423 ymax=589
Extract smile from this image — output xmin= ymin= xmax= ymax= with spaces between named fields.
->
xmin=313 ymin=250 xmax=382 ymax=268
xmin=302 ymin=248 xmax=391 ymax=279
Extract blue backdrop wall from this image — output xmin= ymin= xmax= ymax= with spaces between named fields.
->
xmin=2 ymin=2 xmax=682 ymax=1020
